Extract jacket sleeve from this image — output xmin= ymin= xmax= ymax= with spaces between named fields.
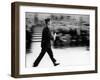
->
xmin=50 ymin=31 xmax=54 ymax=41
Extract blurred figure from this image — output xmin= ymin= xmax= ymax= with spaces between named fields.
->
xmin=33 ymin=18 xmax=59 ymax=67
xmin=86 ymin=30 xmax=89 ymax=50
xmin=26 ymin=25 xmax=33 ymax=53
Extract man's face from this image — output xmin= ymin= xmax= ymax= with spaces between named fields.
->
xmin=48 ymin=21 xmax=53 ymax=31
xmin=47 ymin=21 xmax=51 ymax=28
xmin=47 ymin=21 xmax=50 ymax=25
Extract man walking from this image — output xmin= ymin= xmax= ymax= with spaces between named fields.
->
xmin=33 ymin=18 xmax=59 ymax=67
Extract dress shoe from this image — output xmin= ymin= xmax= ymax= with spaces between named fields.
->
xmin=33 ymin=63 xmax=38 ymax=67
xmin=54 ymin=63 xmax=60 ymax=66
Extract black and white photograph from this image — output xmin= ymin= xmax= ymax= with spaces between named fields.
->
xmin=26 ymin=12 xmax=90 ymax=68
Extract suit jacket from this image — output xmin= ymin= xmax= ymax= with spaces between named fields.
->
xmin=41 ymin=26 xmax=53 ymax=48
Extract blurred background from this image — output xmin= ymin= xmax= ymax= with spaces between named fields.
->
xmin=26 ymin=12 xmax=90 ymax=53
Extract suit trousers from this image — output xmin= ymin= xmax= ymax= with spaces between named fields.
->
xmin=34 ymin=47 xmax=56 ymax=66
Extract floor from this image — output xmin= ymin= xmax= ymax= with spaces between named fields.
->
xmin=26 ymin=42 xmax=90 ymax=68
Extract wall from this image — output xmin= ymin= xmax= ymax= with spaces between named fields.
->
xmin=0 ymin=0 xmax=100 ymax=80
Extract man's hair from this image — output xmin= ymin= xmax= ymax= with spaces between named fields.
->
xmin=45 ymin=18 xmax=50 ymax=24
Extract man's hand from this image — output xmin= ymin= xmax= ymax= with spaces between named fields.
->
xmin=53 ymin=33 xmax=57 ymax=40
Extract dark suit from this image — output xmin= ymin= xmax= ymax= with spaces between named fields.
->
xmin=41 ymin=26 xmax=53 ymax=48
xmin=33 ymin=26 xmax=56 ymax=67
